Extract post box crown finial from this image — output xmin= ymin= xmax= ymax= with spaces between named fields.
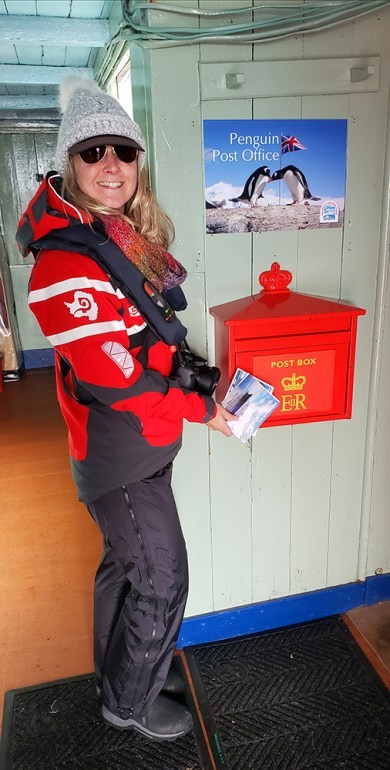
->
xmin=259 ymin=262 xmax=292 ymax=294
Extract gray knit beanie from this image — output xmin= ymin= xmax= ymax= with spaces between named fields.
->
xmin=55 ymin=76 xmax=145 ymax=175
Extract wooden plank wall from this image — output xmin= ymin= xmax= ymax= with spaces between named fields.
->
xmin=131 ymin=1 xmax=390 ymax=617
xmin=0 ymin=130 xmax=57 ymax=351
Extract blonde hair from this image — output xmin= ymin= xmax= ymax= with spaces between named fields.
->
xmin=61 ymin=155 xmax=174 ymax=249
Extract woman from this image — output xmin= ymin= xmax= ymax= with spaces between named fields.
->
xmin=16 ymin=78 xmax=234 ymax=741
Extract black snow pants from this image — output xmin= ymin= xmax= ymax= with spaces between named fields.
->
xmin=86 ymin=462 xmax=188 ymax=718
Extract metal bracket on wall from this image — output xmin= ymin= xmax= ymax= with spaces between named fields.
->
xmin=225 ymin=73 xmax=246 ymax=89
xmin=350 ymin=65 xmax=375 ymax=82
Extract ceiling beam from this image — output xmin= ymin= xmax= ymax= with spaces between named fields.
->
xmin=0 ymin=95 xmax=58 ymax=110
xmin=0 ymin=65 xmax=93 ymax=85
xmin=0 ymin=122 xmax=59 ymax=133
xmin=0 ymin=14 xmax=110 ymax=48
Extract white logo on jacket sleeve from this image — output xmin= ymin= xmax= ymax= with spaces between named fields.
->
xmin=128 ymin=304 xmax=140 ymax=317
xmin=64 ymin=291 xmax=98 ymax=321
xmin=102 ymin=341 xmax=135 ymax=378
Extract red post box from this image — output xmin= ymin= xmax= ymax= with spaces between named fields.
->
xmin=210 ymin=263 xmax=366 ymax=427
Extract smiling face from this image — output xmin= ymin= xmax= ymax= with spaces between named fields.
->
xmin=72 ymin=146 xmax=138 ymax=212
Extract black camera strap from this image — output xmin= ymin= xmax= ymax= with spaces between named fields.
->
xmin=31 ymin=223 xmax=188 ymax=347
xmin=31 ymin=224 xmax=223 ymax=395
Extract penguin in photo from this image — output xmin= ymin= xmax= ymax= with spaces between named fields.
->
xmin=271 ymin=165 xmax=320 ymax=204
xmin=230 ymin=165 xmax=271 ymax=206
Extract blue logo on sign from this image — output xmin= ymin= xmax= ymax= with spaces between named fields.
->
xmin=320 ymin=200 xmax=339 ymax=223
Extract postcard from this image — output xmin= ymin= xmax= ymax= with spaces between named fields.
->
xmin=222 ymin=368 xmax=280 ymax=443
xmin=228 ymin=367 xmax=274 ymax=394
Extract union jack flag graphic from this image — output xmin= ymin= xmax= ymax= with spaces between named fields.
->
xmin=281 ymin=135 xmax=307 ymax=154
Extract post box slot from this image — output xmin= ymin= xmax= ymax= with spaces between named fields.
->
xmin=235 ymin=331 xmax=351 ymax=353
xmin=228 ymin=315 xmax=353 ymax=340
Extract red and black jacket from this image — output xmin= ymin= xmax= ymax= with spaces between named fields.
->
xmin=17 ymin=174 xmax=216 ymax=503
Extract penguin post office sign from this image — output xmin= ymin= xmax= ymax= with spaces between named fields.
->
xmin=204 ymin=119 xmax=347 ymax=234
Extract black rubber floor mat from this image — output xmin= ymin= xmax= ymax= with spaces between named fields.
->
xmin=184 ymin=616 xmax=390 ymax=770
xmin=0 ymin=674 xmax=205 ymax=770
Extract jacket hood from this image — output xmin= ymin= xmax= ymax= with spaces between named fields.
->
xmin=16 ymin=171 xmax=92 ymax=259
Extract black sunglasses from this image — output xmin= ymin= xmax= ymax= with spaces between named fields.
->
xmin=78 ymin=145 xmax=138 ymax=165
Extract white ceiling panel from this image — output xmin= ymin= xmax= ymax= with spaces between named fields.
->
xmin=88 ymin=48 xmax=101 ymax=68
xmin=0 ymin=63 xmax=92 ymax=83
xmin=40 ymin=46 xmax=67 ymax=66
xmin=36 ymin=0 xmax=72 ymax=15
xmin=71 ymin=0 xmax=113 ymax=18
xmin=0 ymin=0 xmax=118 ymax=113
xmin=1 ymin=16 xmax=109 ymax=47
xmin=64 ymin=45 xmax=91 ymax=68
xmin=41 ymin=84 xmax=58 ymax=94
xmin=1 ymin=42 xmax=18 ymax=64
xmin=6 ymin=84 xmax=27 ymax=94
xmin=14 ymin=44 xmax=42 ymax=66
xmin=3 ymin=1 xmax=38 ymax=13
xmin=27 ymin=82 xmax=50 ymax=93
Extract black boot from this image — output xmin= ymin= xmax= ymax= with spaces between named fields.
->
xmin=102 ymin=694 xmax=193 ymax=740
xmin=163 ymin=662 xmax=185 ymax=696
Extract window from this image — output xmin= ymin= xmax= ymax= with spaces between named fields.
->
xmin=107 ymin=53 xmax=132 ymax=117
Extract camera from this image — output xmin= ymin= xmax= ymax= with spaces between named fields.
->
xmin=172 ymin=342 xmax=220 ymax=397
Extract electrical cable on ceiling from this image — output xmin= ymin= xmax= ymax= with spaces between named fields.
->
xmin=97 ymin=0 xmax=389 ymax=85
xmin=112 ymin=0 xmax=390 ymax=45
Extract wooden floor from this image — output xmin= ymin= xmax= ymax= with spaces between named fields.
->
xmin=0 ymin=369 xmax=101 ymax=730
xmin=0 ymin=369 xmax=389 ymax=731
xmin=346 ymin=601 xmax=390 ymax=686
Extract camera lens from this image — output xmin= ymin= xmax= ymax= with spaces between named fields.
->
xmin=197 ymin=366 xmax=221 ymax=396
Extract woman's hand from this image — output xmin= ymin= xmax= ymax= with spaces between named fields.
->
xmin=206 ymin=403 xmax=236 ymax=437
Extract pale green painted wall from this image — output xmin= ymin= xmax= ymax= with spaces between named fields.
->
xmin=2 ymin=1 xmax=389 ymax=620
xmin=129 ymin=2 xmax=390 ymax=617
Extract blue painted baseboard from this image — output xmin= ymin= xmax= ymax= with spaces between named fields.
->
xmin=365 ymin=572 xmax=390 ymax=605
xmin=178 ymin=572 xmax=390 ymax=648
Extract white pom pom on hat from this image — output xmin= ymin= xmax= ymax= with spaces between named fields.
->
xmin=58 ymin=76 xmax=103 ymax=114
xmin=55 ymin=76 xmax=145 ymax=175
